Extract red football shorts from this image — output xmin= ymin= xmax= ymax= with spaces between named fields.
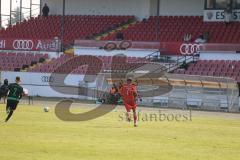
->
xmin=124 ymin=100 xmax=137 ymax=112
xmin=120 ymin=84 xmax=138 ymax=112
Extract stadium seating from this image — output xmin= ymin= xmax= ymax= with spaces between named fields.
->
xmin=102 ymin=16 xmax=240 ymax=43
xmin=0 ymin=52 xmax=48 ymax=71
xmin=0 ymin=15 xmax=135 ymax=44
xmin=28 ymin=54 xmax=148 ymax=74
xmin=2 ymin=15 xmax=239 ymax=44
xmin=174 ymin=60 xmax=240 ymax=82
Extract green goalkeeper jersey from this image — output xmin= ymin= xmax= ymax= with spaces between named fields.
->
xmin=7 ymin=83 xmax=23 ymax=102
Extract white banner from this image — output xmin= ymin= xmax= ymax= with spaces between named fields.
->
xmin=204 ymin=9 xmax=240 ymax=22
xmin=0 ymin=38 xmax=61 ymax=51
xmin=0 ymin=72 xmax=101 ymax=99
xmin=74 ymin=48 xmax=158 ymax=57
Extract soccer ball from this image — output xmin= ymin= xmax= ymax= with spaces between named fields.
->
xmin=23 ymin=88 xmax=29 ymax=96
xmin=43 ymin=107 xmax=49 ymax=112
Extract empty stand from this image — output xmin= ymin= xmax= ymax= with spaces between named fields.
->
xmin=0 ymin=15 xmax=135 ymax=45
xmin=174 ymin=60 xmax=240 ymax=82
xmin=28 ymin=54 xmax=148 ymax=74
xmin=0 ymin=52 xmax=48 ymax=71
xmin=102 ymin=16 xmax=240 ymax=43
xmin=1 ymin=15 xmax=239 ymax=48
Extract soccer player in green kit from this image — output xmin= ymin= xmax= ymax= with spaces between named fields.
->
xmin=5 ymin=76 xmax=24 ymax=122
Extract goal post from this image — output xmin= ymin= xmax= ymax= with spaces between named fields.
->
xmin=107 ymin=73 xmax=239 ymax=112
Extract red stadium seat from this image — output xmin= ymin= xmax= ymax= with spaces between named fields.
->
xmin=0 ymin=15 xmax=135 ymax=45
xmin=0 ymin=52 xmax=46 ymax=71
xmin=176 ymin=60 xmax=240 ymax=82
xmin=102 ymin=16 xmax=240 ymax=43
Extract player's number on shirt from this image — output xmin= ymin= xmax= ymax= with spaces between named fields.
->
xmin=126 ymin=88 xmax=135 ymax=96
xmin=12 ymin=88 xmax=18 ymax=97
xmin=126 ymin=88 xmax=130 ymax=95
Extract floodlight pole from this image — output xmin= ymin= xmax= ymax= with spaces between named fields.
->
xmin=0 ymin=0 xmax=1 ymax=28
xmin=60 ymin=0 xmax=66 ymax=51
xmin=40 ymin=0 xmax=42 ymax=16
xmin=20 ymin=0 xmax=22 ymax=22
xmin=30 ymin=0 xmax=32 ymax=17
xmin=10 ymin=0 xmax=12 ymax=25
xmin=156 ymin=0 xmax=160 ymax=41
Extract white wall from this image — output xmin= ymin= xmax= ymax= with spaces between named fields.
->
xmin=150 ymin=0 xmax=158 ymax=16
xmin=74 ymin=48 xmax=158 ymax=57
xmin=159 ymin=0 xmax=204 ymax=16
xmin=200 ymin=52 xmax=240 ymax=60
xmin=1 ymin=72 xmax=99 ymax=99
xmin=42 ymin=0 xmax=150 ymax=18
xmin=42 ymin=0 xmax=204 ymax=18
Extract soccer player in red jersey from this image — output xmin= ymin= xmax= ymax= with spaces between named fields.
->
xmin=120 ymin=78 xmax=138 ymax=127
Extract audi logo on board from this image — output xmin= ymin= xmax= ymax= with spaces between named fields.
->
xmin=103 ymin=40 xmax=132 ymax=51
xmin=13 ymin=40 xmax=34 ymax=50
xmin=180 ymin=43 xmax=203 ymax=55
xmin=41 ymin=76 xmax=54 ymax=83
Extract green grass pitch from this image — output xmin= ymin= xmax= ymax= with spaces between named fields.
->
xmin=0 ymin=102 xmax=240 ymax=160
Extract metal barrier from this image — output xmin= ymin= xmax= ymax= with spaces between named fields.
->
xmin=140 ymin=75 xmax=239 ymax=112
